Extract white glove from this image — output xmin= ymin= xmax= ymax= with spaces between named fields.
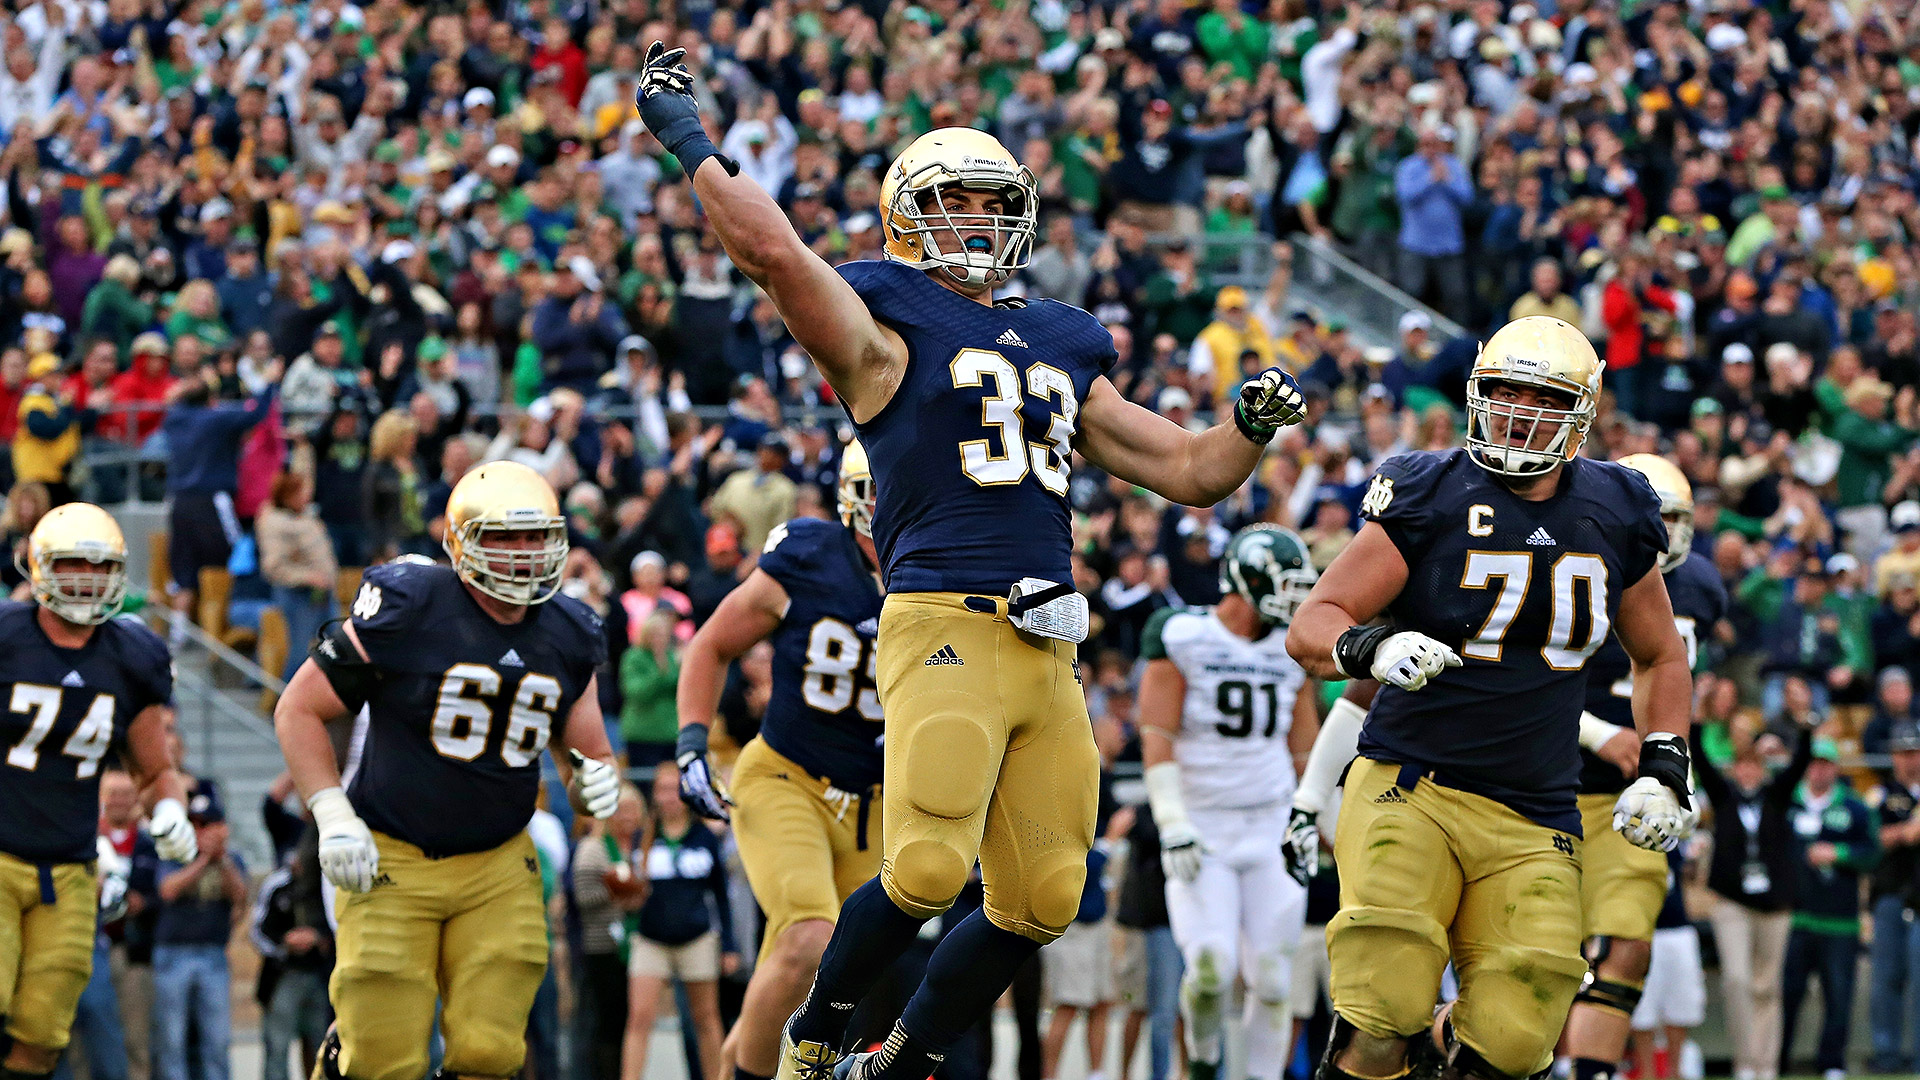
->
xmin=569 ymin=750 xmax=621 ymax=820
xmin=1159 ymin=820 xmax=1206 ymax=884
xmin=1370 ymin=632 xmax=1462 ymax=691
xmin=96 ymin=836 xmax=130 ymax=921
xmin=148 ymin=797 xmax=198 ymax=863
xmin=309 ymin=787 xmax=380 ymax=893
xmin=1612 ymin=777 xmax=1696 ymax=853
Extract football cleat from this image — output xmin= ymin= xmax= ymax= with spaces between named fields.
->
xmin=878 ymin=128 xmax=1037 ymax=289
xmin=1464 ymin=315 xmax=1602 ymax=479
xmin=775 ymin=1024 xmax=844 ymax=1080
xmin=21 ymin=502 xmax=127 ymax=625
xmin=1617 ymin=453 xmax=1694 ymax=573
xmin=838 ymin=438 xmax=876 ymax=538
xmin=442 ymin=460 xmax=569 ymax=605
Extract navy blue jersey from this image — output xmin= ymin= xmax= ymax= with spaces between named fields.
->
xmin=755 ymin=516 xmax=885 ymax=790
xmin=840 ymin=260 xmax=1118 ymax=595
xmin=1355 ymin=450 xmax=1668 ymax=833
xmin=1580 ymin=552 xmax=1729 ymax=795
xmin=0 ymin=607 xmax=171 ymax=863
xmin=345 ymin=561 xmax=603 ymax=857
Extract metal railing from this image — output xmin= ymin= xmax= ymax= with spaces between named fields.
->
xmin=1289 ymin=233 xmax=1467 ymax=348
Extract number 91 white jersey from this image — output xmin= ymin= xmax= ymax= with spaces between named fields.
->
xmin=1141 ymin=606 xmax=1308 ymax=812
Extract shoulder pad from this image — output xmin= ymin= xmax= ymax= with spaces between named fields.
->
xmin=1359 ymin=450 xmax=1458 ymax=547
xmin=106 ymin=616 xmax=173 ymax=707
xmin=758 ymin=517 xmax=838 ymax=589
xmin=348 ymin=561 xmax=445 ymax=660
xmin=549 ymin=593 xmax=609 ymax=668
xmin=1139 ymin=605 xmax=1192 ymax=662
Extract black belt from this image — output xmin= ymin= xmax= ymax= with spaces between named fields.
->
xmin=963 ymin=582 xmax=1075 ymax=617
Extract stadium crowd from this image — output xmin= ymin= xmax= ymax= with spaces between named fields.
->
xmin=2 ymin=0 xmax=1920 ymax=1076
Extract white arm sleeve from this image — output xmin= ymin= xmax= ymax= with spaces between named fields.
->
xmin=1142 ymin=760 xmax=1192 ymax=834
xmin=1578 ymin=711 xmax=1627 ymax=752
xmin=1293 ymin=695 xmax=1366 ymax=815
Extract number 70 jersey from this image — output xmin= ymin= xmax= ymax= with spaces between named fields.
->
xmin=1355 ymin=449 xmax=1668 ymax=834
xmin=839 ymin=260 xmax=1119 ymax=597
xmin=344 ymin=560 xmax=604 ymax=858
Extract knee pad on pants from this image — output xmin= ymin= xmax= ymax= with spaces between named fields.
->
xmin=885 ymin=714 xmax=998 ymax=919
xmin=1452 ymin=946 xmax=1590 ymax=1078
xmin=1024 ymin=854 xmax=1088 ymax=939
xmin=1328 ymin=906 xmax=1451 ymax=1038
xmin=440 ymin=1026 xmax=528 ymax=1080
xmin=1251 ymin=949 xmax=1291 ymax=1008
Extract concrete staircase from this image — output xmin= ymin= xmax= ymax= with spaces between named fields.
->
xmin=170 ymin=650 xmax=284 ymax=871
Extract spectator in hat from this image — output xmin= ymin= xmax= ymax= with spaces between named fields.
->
xmin=1188 ymin=285 xmax=1275 ymax=409
xmin=151 ymin=793 xmax=247 ymax=1080
xmin=13 ymin=352 xmax=81 ymax=504
xmin=1865 ymin=669 xmax=1918 ymax=758
xmin=1393 ymin=123 xmax=1472 ymax=324
xmin=1779 ymin=737 xmax=1879 ymax=1078
xmin=1878 ymin=503 xmax=1920 ymax=596
xmin=216 ymin=241 xmax=273 ymax=339
xmin=1867 ymin=722 xmax=1920 ymax=1072
xmin=105 ymin=333 xmax=176 ymax=444
xmin=1826 ymin=379 xmax=1920 ymax=557
xmin=280 ymin=321 xmax=350 ymax=439
xmin=532 ymin=256 xmax=628 ymax=395
xmin=1110 ymin=98 xmax=1246 ymax=236
xmin=1745 ymin=551 xmax=1869 ymax=723
xmin=708 ymin=433 xmax=797 ymax=555
xmin=1142 ymin=238 xmax=1216 ymax=345
xmin=183 ymin=201 xmax=234 ymax=284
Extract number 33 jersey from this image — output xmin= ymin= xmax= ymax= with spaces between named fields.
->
xmin=755 ymin=516 xmax=885 ymax=791
xmin=1141 ymin=606 xmax=1307 ymax=813
xmin=0 ymin=605 xmax=171 ymax=863
xmin=345 ymin=561 xmax=604 ymax=857
xmin=839 ymin=260 xmax=1119 ymax=595
xmin=1356 ymin=449 xmax=1667 ymax=833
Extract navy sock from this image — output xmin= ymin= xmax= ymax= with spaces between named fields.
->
xmin=1571 ymin=1059 xmax=1617 ymax=1080
xmin=871 ymin=909 xmax=1042 ymax=1078
xmin=789 ymin=877 xmax=928 ymax=1049
xmin=735 ymin=1067 xmax=773 ymax=1080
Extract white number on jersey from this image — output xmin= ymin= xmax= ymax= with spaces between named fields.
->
xmin=1459 ymin=550 xmax=1609 ymax=668
xmin=430 ymin=663 xmax=564 ymax=766
xmin=801 ymin=618 xmax=884 ymax=721
xmin=949 ymin=349 xmax=1078 ymax=494
xmin=4 ymin=684 xmax=116 ymax=778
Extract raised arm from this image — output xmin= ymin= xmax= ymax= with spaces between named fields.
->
xmin=634 ymin=43 xmax=899 ymax=420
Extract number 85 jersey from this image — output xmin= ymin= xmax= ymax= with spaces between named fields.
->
xmin=344 ymin=560 xmax=603 ymax=857
xmin=756 ymin=517 xmax=885 ymax=791
xmin=839 ymin=260 xmax=1118 ymax=595
xmin=1355 ymin=449 xmax=1667 ymax=834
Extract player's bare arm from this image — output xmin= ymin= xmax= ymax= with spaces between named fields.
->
xmin=1136 ymin=653 xmax=1205 ymax=883
xmin=1136 ymin=656 xmax=1186 ymax=764
xmin=556 ymin=677 xmax=622 ymax=819
xmin=1288 ymin=685 xmax=1318 ymax=777
xmin=273 ymin=622 xmax=381 ymax=892
xmin=672 ymin=568 xmax=790 ymax=821
xmin=125 ymin=703 xmax=190 ymax=810
xmin=1076 ymin=379 xmax=1264 ymax=507
xmin=1613 ymin=567 xmax=1690 ymax=740
xmin=634 ymin=42 xmax=901 ymax=418
xmin=1287 ymin=524 xmax=1408 ymax=680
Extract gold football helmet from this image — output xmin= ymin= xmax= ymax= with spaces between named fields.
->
xmin=22 ymin=503 xmax=126 ymax=625
xmin=1465 ymin=315 xmax=1603 ymax=479
xmin=443 ymin=461 xmax=569 ymax=605
xmin=878 ymin=127 xmax=1037 ymax=289
xmin=838 ymin=437 xmax=875 ymax=538
xmin=1618 ymin=453 xmax=1694 ymax=573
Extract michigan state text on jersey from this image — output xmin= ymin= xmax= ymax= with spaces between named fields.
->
xmin=1286 ymin=316 xmax=1694 ymax=1080
xmin=632 ymin=50 xmax=1303 ymax=1080
xmin=673 ymin=446 xmax=889 ymax=1080
xmin=1138 ymin=525 xmax=1320 ymax=1080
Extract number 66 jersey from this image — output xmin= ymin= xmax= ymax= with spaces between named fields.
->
xmin=1354 ymin=449 xmax=1668 ymax=835
xmin=343 ymin=560 xmax=604 ymax=857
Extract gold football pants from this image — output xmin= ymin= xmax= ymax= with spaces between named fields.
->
xmin=1577 ymin=792 xmax=1668 ymax=943
xmin=1329 ymin=759 xmax=1589 ymax=1079
xmin=0 ymin=851 xmax=96 ymax=1051
xmin=330 ymin=831 xmax=548 ymax=1080
xmin=731 ymin=736 xmax=883 ymax=965
xmin=873 ymin=592 xmax=1098 ymax=943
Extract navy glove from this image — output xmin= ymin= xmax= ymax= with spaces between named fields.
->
xmin=634 ymin=41 xmax=731 ymax=178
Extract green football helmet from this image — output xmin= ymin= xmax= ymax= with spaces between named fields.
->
xmin=1219 ymin=524 xmax=1318 ymax=626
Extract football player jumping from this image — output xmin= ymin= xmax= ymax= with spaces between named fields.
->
xmin=0 ymin=503 xmax=195 ymax=1079
xmin=676 ymin=443 xmax=889 ymax=1080
xmin=274 ymin=461 xmax=621 ymax=1080
xmin=635 ymin=42 xmax=1305 ymax=1080
xmin=1560 ymin=455 xmax=1726 ymax=1080
xmin=1286 ymin=316 xmax=1696 ymax=1080
xmin=1136 ymin=525 xmax=1320 ymax=1080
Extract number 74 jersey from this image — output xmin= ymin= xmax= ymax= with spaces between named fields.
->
xmin=1355 ymin=449 xmax=1668 ymax=834
xmin=1142 ymin=606 xmax=1308 ymax=813
xmin=345 ymin=560 xmax=604 ymax=858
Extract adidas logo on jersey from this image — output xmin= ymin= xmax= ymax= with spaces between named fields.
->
xmin=1526 ymin=527 xmax=1556 ymax=546
xmin=1374 ymin=786 xmax=1407 ymax=804
xmin=61 ymin=671 xmax=83 ymax=688
xmin=996 ymin=328 xmax=1028 ymax=348
xmin=500 ymin=648 xmax=525 ymax=667
xmin=924 ymin=645 xmax=964 ymax=666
